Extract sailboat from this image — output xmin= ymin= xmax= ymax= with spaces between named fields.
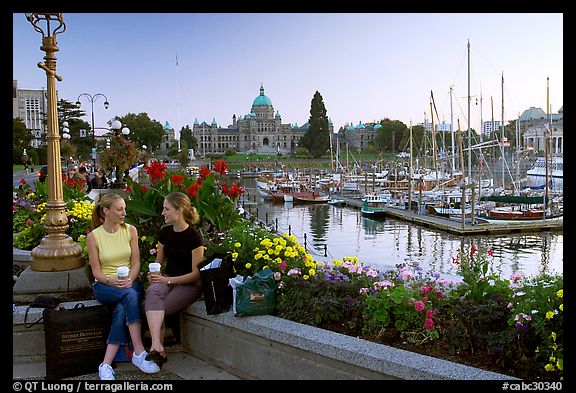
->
xmin=475 ymin=77 xmax=563 ymax=224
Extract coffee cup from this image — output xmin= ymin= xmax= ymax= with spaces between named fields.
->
xmin=149 ymin=263 xmax=161 ymax=274
xmin=117 ymin=266 xmax=130 ymax=279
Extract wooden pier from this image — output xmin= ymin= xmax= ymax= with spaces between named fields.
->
xmin=337 ymin=196 xmax=563 ymax=236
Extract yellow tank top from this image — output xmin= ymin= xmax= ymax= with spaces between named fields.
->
xmin=92 ymin=224 xmax=133 ymax=278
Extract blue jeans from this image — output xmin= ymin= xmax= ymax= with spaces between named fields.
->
xmin=92 ymin=280 xmax=144 ymax=345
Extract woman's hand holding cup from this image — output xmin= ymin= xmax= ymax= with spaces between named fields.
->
xmin=148 ymin=262 xmax=162 ymax=283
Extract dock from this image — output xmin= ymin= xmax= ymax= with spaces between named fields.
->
xmin=336 ymin=195 xmax=563 ymax=236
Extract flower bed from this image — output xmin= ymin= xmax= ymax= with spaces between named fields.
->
xmin=13 ymin=161 xmax=563 ymax=380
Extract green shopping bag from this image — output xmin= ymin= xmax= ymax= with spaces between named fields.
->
xmin=235 ymin=268 xmax=277 ymax=317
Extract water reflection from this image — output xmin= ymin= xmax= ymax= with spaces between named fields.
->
xmin=239 ymin=178 xmax=562 ymax=279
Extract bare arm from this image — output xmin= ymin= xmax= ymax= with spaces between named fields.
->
xmin=87 ymin=231 xmax=108 ymax=285
xmin=128 ymin=224 xmax=141 ymax=282
xmin=149 ymin=245 xmax=204 ymax=286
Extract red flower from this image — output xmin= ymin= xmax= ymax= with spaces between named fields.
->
xmin=470 ymin=244 xmax=477 ymax=256
xmin=19 ymin=178 xmax=26 ymax=185
xmin=221 ymin=182 xmax=245 ymax=199
xmin=198 ymin=166 xmax=211 ymax=182
xmin=171 ymin=175 xmax=184 ymax=185
xmin=187 ymin=182 xmax=200 ymax=198
xmin=144 ymin=160 xmax=167 ymax=184
xmin=125 ymin=185 xmax=132 ymax=192
xmin=488 ymin=249 xmax=494 ymax=257
xmin=213 ymin=160 xmax=228 ymax=176
xmin=140 ymin=185 xmax=148 ymax=192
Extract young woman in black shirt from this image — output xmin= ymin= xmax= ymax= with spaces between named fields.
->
xmin=144 ymin=192 xmax=205 ymax=364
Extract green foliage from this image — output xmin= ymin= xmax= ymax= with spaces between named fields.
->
xmin=13 ymin=177 xmax=94 ymax=251
xmin=362 ymin=263 xmax=448 ymax=344
xmin=507 ymin=274 xmax=563 ymax=378
xmin=13 ymin=118 xmax=33 ymax=163
xmin=120 ymin=113 xmax=165 ymax=152
xmin=299 ymin=91 xmax=330 ymax=158
xmin=276 ymin=258 xmax=373 ymax=329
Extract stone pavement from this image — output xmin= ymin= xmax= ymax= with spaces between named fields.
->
xmin=13 ymin=344 xmax=242 ymax=380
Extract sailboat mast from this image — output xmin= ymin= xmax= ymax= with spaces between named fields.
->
xmin=450 ymin=86 xmax=455 ymax=173
xmin=545 ymin=77 xmax=550 ymax=215
xmin=409 ymin=121 xmax=414 ymax=210
xmin=467 ymin=40 xmax=472 ymax=184
xmin=501 ymin=72 xmax=505 ymax=190
xmin=491 ymin=97 xmax=495 ymax=174
xmin=430 ymin=95 xmax=438 ymax=187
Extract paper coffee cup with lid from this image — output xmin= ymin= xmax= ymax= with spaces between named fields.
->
xmin=149 ymin=262 xmax=161 ymax=274
xmin=117 ymin=266 xmax=130 ymax=279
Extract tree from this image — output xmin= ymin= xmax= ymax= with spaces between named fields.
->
xmin=373 ymin=119 xmax=408 ymax=154
xmin=299 ymin=91 xmax=330 ymax=158
xmin=57 ymin=99 xmax=92 ymax=161
xmin=13 ymin=118 xmax=33 ymax=164
xmin=116 ymin=113 xmax=164 ymax=153
xmin=180 ymin=125 xmax=197 ymax=151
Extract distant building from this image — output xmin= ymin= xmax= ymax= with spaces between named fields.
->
xmin=191 ymin=85 xmax=333 ymax=155
xmin=13 ymin=80 xmax=50 ymax=148
xmin=336 ymin=121 xmax=378 ymax=152
xmin=523 ymin=106 xmax=563 ymax=156
xmin=482 ymin=120 xmax=501 ymax=137
xmin=157 ymin=121 xmax=177 ymax=156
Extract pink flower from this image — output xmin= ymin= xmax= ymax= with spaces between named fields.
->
xmin=426 ymin=309 xmax=435 ymax=319
xmin=414 ymin=300 xmax=425 ymax=312
xmin=424 ymin=318 xmax=435 ymax=330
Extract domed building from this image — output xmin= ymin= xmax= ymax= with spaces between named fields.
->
xmin=192 ymin=85 xmax=333 ymax=155
xmin=335 ymin=120 xmax=378 ymax=152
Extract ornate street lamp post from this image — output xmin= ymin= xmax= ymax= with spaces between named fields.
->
xmin=25 ymin=13 xmax=84 ymax=272
xmin=76 ymin=93 xmax=109 ymax=170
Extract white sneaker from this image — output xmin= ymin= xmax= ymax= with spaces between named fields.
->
xmin=98 ymin=363 xmax=115 ymax=380
xmin=132 ymin=351 xmax=160 ymax=374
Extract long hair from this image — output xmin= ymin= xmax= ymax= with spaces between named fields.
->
xmin=165 ymin=192 xmax=199 ymax=225
xmin=91 ymin=192 xmax=125 ymax=229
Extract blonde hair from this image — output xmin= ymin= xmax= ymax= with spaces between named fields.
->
xmin=165 ymin=192 xmax=199 ymax=225
xmin=91 ymin=192 xmax=125 ymax=229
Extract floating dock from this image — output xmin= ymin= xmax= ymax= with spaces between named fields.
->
xmin=336 ymin=196 xmax=563 ymax=236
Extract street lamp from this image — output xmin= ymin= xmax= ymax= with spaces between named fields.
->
xmin=76 ymin=93 xmax=109 ymax=170
xmin=25 ymin=13 xmax=83 ymax=272
xmin=110 ymin=120 xmax=130 ymax=188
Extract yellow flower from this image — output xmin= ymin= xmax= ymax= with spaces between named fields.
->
xmin=303 ymin=275 xmax=309 ymax=280
xmin=308 ymin=269 xmax=316 ymax=276
xmin=232 ymin=252 xmax=238 ymax=259
xmin=556 ymin=289 xmax=563 ymax=298
xmin=559 ymin=304 xmax=563 ymax=312
xmin=141 ymin=236 xmax=147 ymax=241
xmin=545 ymin=311 xmax=554 ymax=320
xmin=245 ymin=262 xmax=252 ymax=269
xmin=235 ymin=242 xmax=241 ymax=248
xmin=544 ymin=364 xmax=555 ymax=372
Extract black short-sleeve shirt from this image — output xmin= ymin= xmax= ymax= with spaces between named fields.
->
xmin=158 ymin=225 xmax=204 ymax=277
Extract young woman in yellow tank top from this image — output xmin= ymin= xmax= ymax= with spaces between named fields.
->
xmin=87 ymin=192 xmax=160 ymax=380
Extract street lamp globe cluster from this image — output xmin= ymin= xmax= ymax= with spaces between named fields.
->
xmin=108 ymin=120 xmax=131 ymax=188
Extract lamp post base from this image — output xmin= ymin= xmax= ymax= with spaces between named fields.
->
xmin=30 ymin=233 xmax=84 ymax=272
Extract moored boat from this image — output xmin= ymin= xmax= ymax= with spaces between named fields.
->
xmin=361 ymin=194 xmax=389 ymax=219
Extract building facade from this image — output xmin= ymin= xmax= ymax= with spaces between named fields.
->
xmin=13 ymin=80 xmax=49 ymax=148
xmin=523 ymin=106 xmax=563 ymax=156
xmin=191 ymin=85 xmax=333 ymax=155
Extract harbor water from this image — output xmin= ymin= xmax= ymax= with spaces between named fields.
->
xmin=240 ymin=178 xmax=563 ymax=281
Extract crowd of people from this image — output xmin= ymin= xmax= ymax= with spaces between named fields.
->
xmin=87 ymin=191 xmax=205 ymax=380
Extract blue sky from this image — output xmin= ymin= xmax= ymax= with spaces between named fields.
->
xmin=13 ymin=13 xmax=563 ymax=138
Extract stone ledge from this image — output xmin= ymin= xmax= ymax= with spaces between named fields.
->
xmin=181 ymin=301 xmax=518 ymax=380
